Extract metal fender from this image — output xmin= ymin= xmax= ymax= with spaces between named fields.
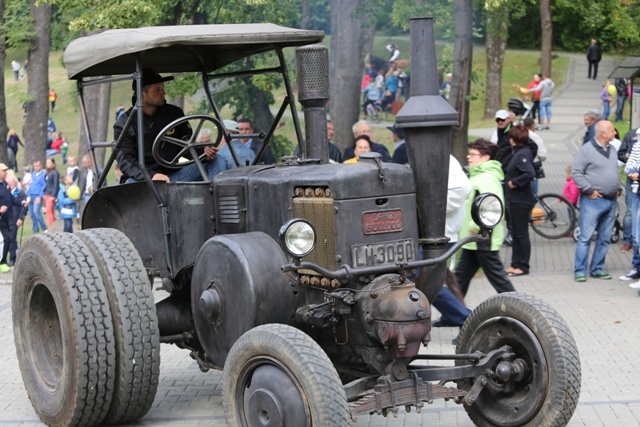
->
xmin=191 ymin=232 xmax=296 ymax=369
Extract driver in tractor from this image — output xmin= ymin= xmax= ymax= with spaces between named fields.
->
xmin=114 ymin=68 xmax=227 ymax=183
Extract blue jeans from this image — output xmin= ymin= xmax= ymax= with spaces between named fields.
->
xmin=615 ymin=95 xmax=627 ymax=122
xmin=168 ymin=156 xmax=226 ymax=182
xmin=574 ymin=195 xmax=617 ymax=275
xmin=539 ymin=98 xmax=552 ymax=122
xmin=624 ymin=178 xmax=633 ymax=244
xmin=602 ymin=100 xmax=610 ymax=121
xmin=28 ymin=197 xmax=47 ymax=233
xmin=432 ymin=287 xmax=471 ymax=327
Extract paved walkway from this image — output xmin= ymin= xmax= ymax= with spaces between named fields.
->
xmin=2 ymin=54 xmax=640 ymax=426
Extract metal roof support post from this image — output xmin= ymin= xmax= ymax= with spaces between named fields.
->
xmin=396 ymin=17 xmax=459 ymax=302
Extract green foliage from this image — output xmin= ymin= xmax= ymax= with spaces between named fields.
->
xmin=48 ymin=0 xmax=166 ymax=30
xmin=4 ymin=0 xmax=33 ymax=49
xmin=388 ymin=0 xmax=453 ymax=39
xmin=507 ymin=0 xmax=640 ymax=53
xmin=271 ymin=133 xmax=293 ymax=160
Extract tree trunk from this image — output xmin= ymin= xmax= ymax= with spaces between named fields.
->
xmin=300 ymin=0 xmax=310 ymax=29
xmin=450 ymin=0 xmax=473 ymax=165
xmin=483 ymin=7 xmax=509 ymax=119
xmin=330 ymin=0 xmax=369 ymax=151
xmin=22 ymin=0 xmax=50 ymax=167
xmin=253 ymin=89 xmax=273 ymax=139
xmin=0 ymin=0 xmax=8 ymax=167
xmin=539 ymin=0 xmax=552 ymax=77
xmin=77 ymin=82 xmax=110 ymax=167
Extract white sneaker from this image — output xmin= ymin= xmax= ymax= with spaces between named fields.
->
xmin=619 ymin=269 xmax=640 ymax=281
xmin=629 ymin=281 xmax=640 ymax=289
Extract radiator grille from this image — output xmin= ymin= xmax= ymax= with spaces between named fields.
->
xmin=293 ymin=190 xmax=336 ymax=274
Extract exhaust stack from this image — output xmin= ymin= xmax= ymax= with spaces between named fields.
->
xmin=296 ymin=45 xmax=330 ymax=163
xmin=395 ymin=17 xmax=459 ymax=302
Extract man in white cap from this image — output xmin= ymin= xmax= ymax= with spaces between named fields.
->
xmin=115 ymin=68 xmax=226 ymax=183
xmin=490 ymin=109 xmax=516 ymax=169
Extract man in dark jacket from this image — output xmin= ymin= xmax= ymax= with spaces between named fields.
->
xmin=6 ymin=174 xmax=26 ymax=266
xmin=115 ymin=68 xmax=226 ymax=183
xmin=389 ymin=125 xmax=407 ymax=164
xmin=0 ymin=163 xmax=13 ymax=273
xmin=587 ymin=39 xmax=602 ymax=80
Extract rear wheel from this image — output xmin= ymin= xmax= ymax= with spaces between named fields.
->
xmin=77 ymin=228 xmax=160 ymax=424
xmin=222 ymin=324 xmax=350 ymax=427
xmin=456 ymin=292 xmax=581 ymax=427
xmin=12 ymin=233 xmax=115 ymax=427
xmin=530 ymin=193 xmax=576 ymax=239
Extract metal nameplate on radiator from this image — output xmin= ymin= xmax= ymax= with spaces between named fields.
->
xmin=363 ymin=209 xmax=403 ymax=235
xmin=351 ymin=239 xmax=415 ymax=267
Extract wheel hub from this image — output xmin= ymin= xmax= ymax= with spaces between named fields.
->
xmin=242 ymin=363 xmax=310 ymax=427
xmin=462 ymin=317 xmax=548 ymax=426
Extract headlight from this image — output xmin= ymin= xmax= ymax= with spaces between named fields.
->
xmin=471 ymin=193 xmax=503 ymax=229
xmin=279 ymin=219 xmax=316 ymax=257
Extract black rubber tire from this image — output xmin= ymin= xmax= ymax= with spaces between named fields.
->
xmin=12 ymin=233 xmax=115 ymax=427
xmin=77 ymin=228 xmax=160 ymax=425
xmin=456 ymin=292 xmax=581 ymax=427
xmin=222 ymin=324 xmax=350 ymax=427
xmin=530 ymin=194 xmax=576 ymax=239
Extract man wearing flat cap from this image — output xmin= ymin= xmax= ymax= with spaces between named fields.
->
xmin=389 ymin=125 xmax=407 ymax=164
xmin=114 ymin=68 xmax=226 ymax=183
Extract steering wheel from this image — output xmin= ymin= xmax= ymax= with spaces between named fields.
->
xmin=152 ymin=114 xmax=223 ymax=170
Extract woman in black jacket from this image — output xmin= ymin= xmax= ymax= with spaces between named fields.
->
xmin=505 ymin=125 xmax=537 ymax=276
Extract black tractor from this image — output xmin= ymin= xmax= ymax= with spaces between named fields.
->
xmin=12 ymin=18 xmax=580 ymax=427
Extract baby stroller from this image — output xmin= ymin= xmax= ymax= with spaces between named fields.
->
xmin=508 ymin=97 xmax=533 ymax=123
xmin=571 ymin=201 xmax=623 ymax=243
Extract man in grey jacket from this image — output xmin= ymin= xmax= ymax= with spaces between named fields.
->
xmin=572 ymin=120 xmax=621 ymax=282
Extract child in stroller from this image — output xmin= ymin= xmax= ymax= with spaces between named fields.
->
xmin=508 ymin=97 xmax=533 ymax=124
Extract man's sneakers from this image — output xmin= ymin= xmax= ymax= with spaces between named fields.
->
xmin=629 ymin=281 xmax=640 ymax=289
xmin=576 ymin=271 xmax=612 ymax=282
xmin=590 ymin=271 xmax=612 ymax=280
xmin=0 ymin=264 xmax=11 ymax=273
xmin=619 ymin=269 xmax=640 ymax=281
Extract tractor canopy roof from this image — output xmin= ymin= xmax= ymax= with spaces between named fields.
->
xmin=63 ymin=23 xmax=324 ymax=79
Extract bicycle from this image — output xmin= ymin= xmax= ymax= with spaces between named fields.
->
xmin=529 ymin=193 xmax=577 ymax=239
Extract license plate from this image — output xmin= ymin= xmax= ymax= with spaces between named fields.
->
xmin=351 ymin=239 xmax=416 ymax=267
xmin=363 ymin=209 xmax=403 ymax=235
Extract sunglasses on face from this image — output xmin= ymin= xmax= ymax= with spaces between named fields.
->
xmin=496 ymin=118 xmax=506 ymax=123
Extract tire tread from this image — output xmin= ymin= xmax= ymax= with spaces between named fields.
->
xmin=77 ymin=228 xmax=160 ymax=425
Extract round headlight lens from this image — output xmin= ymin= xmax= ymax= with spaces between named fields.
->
xmin=282 ymin=220 xmax=316 ymax=257
xmin=472 ymin=193 xmax=503 ymax=229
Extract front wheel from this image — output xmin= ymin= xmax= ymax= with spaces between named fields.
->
xmin=530 ymin=193 xmax=576 ymax=239
xmin=456 ymin=292 xmax=581 ymax=427
xmin=222 ymin=324 xmax=350 ymax=427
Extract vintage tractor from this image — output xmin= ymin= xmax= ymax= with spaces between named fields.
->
xmin=12 ymin=18 xmax=580 ymax=427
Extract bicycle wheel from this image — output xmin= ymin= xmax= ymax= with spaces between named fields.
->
xmin=530 ymin=193 xmax=576 ymax=239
